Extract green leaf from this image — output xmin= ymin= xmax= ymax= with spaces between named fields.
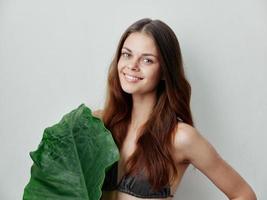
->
xmin=23 ymin=104 xmax=120 ymax=200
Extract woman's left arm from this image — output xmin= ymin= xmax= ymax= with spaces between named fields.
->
xmin=174 ymin=123 xmax=257 ymax=200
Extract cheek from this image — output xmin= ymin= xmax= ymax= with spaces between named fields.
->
xmin=117 ymin=60 xmax=121 ymax=70
xmin=117 ymin=62 xmax=124 ymax=82
xmin=117 ymin=59 xmax=124 ymax=72
xmin=149 ymin=67 xmax=162 ymax=82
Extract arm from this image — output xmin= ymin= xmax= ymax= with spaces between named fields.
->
xmin=174 ymin=123 xmax=257 ymax=200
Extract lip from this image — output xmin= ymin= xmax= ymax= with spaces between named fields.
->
xmin=122 ymin=72 xmax=144 ymax=82
xmin=123 ymin=72 xmax=143 ymax=79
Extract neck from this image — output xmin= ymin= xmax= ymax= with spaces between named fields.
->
xmin=130 ymin=92 xmax=157 ymax=129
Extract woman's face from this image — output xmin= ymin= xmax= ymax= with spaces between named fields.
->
xmin=117 ymin=32 xmax=162 ymax=95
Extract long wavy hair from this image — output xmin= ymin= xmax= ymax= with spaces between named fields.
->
xmin=102 ymin=18 xmax=194 ymax=191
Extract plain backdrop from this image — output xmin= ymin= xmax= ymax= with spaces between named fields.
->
xmin=0 ymin=0 xmax=266 ymax=199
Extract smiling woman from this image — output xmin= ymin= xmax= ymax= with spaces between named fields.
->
xmin=118 ymin=32 xmax=162 ymax=95
xmin=98 ymin=18 xmax=257 ymax=200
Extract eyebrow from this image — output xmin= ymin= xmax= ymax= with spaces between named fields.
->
xmin=122 ymin=47 xmax=158 ymax=58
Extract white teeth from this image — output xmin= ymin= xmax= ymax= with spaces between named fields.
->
xmin=124 ymin=73 xmax=142 ymax=80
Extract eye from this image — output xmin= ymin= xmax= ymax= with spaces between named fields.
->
xmin=143 ymin=58 xmax=153 ymax=64
xmin=121 ymin=52 xmax=130 ymax=58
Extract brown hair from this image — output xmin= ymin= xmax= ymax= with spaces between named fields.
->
xmin=102 ymin=18 xmax=194 ymax=191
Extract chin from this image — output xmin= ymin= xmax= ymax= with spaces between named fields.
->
xmin=121 ymin=86 xmax=136 ymax=94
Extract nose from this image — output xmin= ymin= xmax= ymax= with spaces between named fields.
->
xmin=127 ymin=58 xmax=140 ymax=71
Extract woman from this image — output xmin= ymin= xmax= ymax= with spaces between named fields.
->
xmin=93 ymin=18 xmax=257 ymax=200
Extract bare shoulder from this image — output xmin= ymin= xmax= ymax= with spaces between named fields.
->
xmin=92 ymin=109 xmax=104 ymax=120
xmin=174 ymin=122 xmax=201 ymax=149
xmin=173 ymin=122 xmax=214 ymax=162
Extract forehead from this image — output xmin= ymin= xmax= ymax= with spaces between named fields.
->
xmin=122 ymin=32 xmax=158 ymax=56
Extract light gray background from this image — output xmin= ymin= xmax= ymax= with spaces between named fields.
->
xmin=0 ymin=0 xmax=266 ymax=199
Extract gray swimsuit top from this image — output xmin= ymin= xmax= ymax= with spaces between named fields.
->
xmin=101 ymin=116 xmax=183 ymax=198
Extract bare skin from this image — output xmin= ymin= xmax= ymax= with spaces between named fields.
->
xmin=93 ymin=110 xmax=188 ymax=200
xmin=94 ymin=110 xmax=256 ymax=200
xmin=94 ymin=32 xmax=257 ymax=199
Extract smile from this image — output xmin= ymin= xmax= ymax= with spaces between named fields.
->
xmin=123 ymin=73 xmax=143 ymax=82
